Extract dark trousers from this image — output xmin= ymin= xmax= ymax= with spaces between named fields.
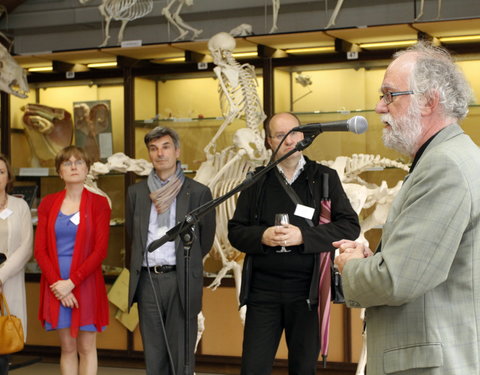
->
xmin=241 ymin=288 xmax=320 ymax=375
xmin=137 ymin=269 xmax=197 ymax=375
xmin=0 ymin=355 xmax=9 ymax=375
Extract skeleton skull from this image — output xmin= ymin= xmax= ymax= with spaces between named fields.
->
xmin=208 ymin=32 xmax=236 ymax=65
xmin=0 ymin=43 xmax=29 ymax=98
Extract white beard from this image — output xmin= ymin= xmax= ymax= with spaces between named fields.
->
xmin=382 ymin=104 xmax=423 ymax=156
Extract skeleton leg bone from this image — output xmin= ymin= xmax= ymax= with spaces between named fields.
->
xmin=325 ymin=0 xmax=345 ymax=28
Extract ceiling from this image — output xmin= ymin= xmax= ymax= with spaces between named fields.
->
xmin=12 ymin=18 xmax=480 ymax=73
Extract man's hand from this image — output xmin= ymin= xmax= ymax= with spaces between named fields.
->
xmin=50 ymin=279 xmax=75 ymax=300
xmin=262 ymin=224 xmax=303 ymax=248
xmin=333 ymin=239 xmax=373 ymax=273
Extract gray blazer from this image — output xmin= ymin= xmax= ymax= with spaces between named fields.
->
xmin=342 ymin=124 xmax=480 ymax=374
xmin=126 ymin=177 xmax=215 ymax=317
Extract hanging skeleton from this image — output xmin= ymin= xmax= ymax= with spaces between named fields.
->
xmin=78 ymin=0 xmax=153 ymax=47
xmin=194 ymin=31 xmax=271 ymax=322
xmin=162 ymin=0 xmax=202 ymax=41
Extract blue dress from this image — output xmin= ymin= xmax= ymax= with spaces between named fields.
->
xmin=45 ymin=211 xmax=99 ymax=332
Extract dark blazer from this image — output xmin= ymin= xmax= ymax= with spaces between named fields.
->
xmin=126 ymin=177 xmax=215 ymax=317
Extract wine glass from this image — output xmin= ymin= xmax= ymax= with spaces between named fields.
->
xmin=274 ymin=213 xmax=290 ymax=253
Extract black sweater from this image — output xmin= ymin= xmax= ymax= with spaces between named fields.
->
xmin=228 ymin=157 xmax=360 ymax=306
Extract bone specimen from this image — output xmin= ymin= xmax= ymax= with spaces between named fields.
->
xmin=79 ymin=0 xmax=153 ymax=47
xmin=269 ymin=0 xmax=280 ymax=33
xmin=0 ymin=43 xmax=29 ymax=98
xmin=162 ymin=0 xmax=202 ymax=41
xmin=415 ymin=0 xmax=442 ymax=21
xmin=21 ymin=104 xmax=73 ymax=167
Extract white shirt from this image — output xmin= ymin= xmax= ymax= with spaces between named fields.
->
xmin=143 ymin=200 xmax=177 ymax=267
xmin=277 ymin=155 xmax=306 ymax=184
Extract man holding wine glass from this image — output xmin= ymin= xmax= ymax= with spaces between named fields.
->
xmin=228 ymin=112 xmax=360 ymax=375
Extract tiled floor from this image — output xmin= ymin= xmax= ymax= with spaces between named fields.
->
xmin=10 ymin=361 xmax=219 ymax=375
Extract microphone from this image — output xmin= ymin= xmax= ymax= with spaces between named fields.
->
xmin=292 ymin=116 xmax=368 ymax=134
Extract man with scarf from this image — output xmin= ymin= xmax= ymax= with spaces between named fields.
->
xmin=127 ymin=126 xmax=215 ymax=375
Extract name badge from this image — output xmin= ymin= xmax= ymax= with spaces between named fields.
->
xmin=70 ymin=212 xmax=80 ymax=225
xmin=0 ymin=208 xmax=13 ymax=220
xmin=294 ymin=204 xmax=315 ymax=220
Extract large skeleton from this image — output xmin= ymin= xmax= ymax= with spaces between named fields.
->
xmin=78 ymin=0 xmax=153 ymax=47
xmin=162 ymin=0 xmax=202 ymax=41
xmin=194 ymin=31 xmax=270 ymax=321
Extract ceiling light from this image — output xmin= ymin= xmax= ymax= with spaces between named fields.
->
xmin=27 ymin=66 xmax=53 ymax=72
xmin=232 ymin=51 xmax=258 ymax=58
xmin=284 ymin=46 xmax=335 ymax=54
xmin=438 ymin=35 xmax=480 ymax=43
xmin=359 ymin=40 xmax=417 ymax=49
xmin=87 ymin=61 xmax=118 ymax=68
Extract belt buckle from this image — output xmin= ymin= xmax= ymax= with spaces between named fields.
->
xmin=153 ymin=265 xmax=163 ymax=274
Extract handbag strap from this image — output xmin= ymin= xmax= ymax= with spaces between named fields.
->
xmin=0 ymin=293 xmax=11 ymax=317
xmin=274 ymin=168 xmax=314 ymax=227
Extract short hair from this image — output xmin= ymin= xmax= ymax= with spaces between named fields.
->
xmin=263 ymin=112 xmax=301 ymax=150
xmin=0 ymin=153 xmax=14 ymax=193
xmin=144 ymin=126 xmax=180 ymax=149
xmin=55 ymin=145 xmax=91 ymax=174
xmin=395 ymin=41 xmax=474 ymax=120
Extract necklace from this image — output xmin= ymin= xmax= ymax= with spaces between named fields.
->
xmin=0 ymin=194 xmax=8 ymax=211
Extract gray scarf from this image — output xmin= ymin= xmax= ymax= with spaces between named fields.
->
xmin=147 ymin=161 xmax=185 ymax=214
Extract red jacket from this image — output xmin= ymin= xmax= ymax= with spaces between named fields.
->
xmin=35 ymin=188 xmax=110 ymax=337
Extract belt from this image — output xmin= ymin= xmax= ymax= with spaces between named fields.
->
xmin=142 ymin=265 xmax=176 ymax=274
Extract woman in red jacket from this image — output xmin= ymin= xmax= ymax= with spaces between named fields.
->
xmin=35 ymin=146 xmax=110 ymax=375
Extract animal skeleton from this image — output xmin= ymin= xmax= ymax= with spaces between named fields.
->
xmin=325 ymin=0 xmax=345 ymax=29
xmin=79 ymin=0 xmax=153 ymax=47
xmin=325 ymin=0 xmax=443 ymax=28
xmin=162 ymin=0 xmax=202 ymax=41
xmin=415 ymin=0 xmax=443 ymax=21
xmin=269 ymin=0 xmax=280 ymax=33
xmin=0 ymin=28 xmax=29 ymax=98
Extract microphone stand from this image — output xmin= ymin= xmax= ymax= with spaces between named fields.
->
xmin=146 ymin=133 xmax=318 ymax=375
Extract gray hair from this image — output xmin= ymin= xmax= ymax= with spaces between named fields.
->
xmin=144 ymin=126 xmax=181 ymax=149
xmin=394 ymin=41 xmax=474 ymax=120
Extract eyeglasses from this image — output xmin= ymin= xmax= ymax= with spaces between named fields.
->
xmin=62 ymin=159 xmax=86 ymax=168
xmin=380 ymin=90 xmax=414 ymax=105
xmin=269 ymin=131 xmax=299 ymax=141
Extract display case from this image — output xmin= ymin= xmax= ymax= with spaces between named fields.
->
xmin=4 ymin=40 xmax=480 ymax=371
